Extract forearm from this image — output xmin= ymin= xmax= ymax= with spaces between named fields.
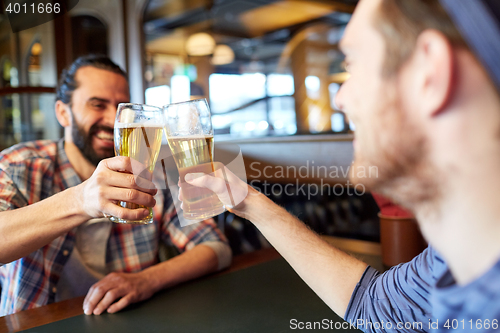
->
xmin=0 ymin=185 xmax=88 ymax=264
xmin=244 ymin=189 xmax=368 ymax=317
xmin=0 ymin=156 xmax=160 ymax=265
xmin=143 ymin=244 xmax=219 ymax=294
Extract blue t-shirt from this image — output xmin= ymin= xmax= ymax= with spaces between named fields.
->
xmin=345 ymin=247 xmax=500 ymax=332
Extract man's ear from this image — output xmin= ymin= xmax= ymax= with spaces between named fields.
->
xmin=55 ymin=100 xmax=71 ymax=127
xmin=413 ymin=29 xmax=455 ymax=117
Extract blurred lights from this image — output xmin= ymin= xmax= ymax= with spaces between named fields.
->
xmin=274 ymin=120 xmax=284 ymax=129
xmin=144 ymin=70 xmax=153 ymax=82
xmin=331 ymin=113 xmax=345 ymax=132
xmin=231 ymin=122 xmax=245 ymax=134
xmin=267 ymin=74 xmax=294 ymax=96
xmin=174 ymin=64 xmax=198 ymax=82
xmin=186 ymin=33 xmax=216 ymax=56
xmin=10 ymin=67 xmax=19 ymax=87
xmin=286 ymin=124 xmax=297 ymax=135
xmin=245 ymin=121 xmax=256 ymax=131
xmin=171 ymin=75 xmax=190 ymax=103
xmin=31 ymin=43 xmax=42 ymax=55
xmin=258 ymin=120 xmax=269 ymax=130
xmin=211 ymin=44 xmax=235 ymax=65
xmin=145 ymin=85 xmax=171 ymax=108
xmin=212 ymin=115 xmax=232 ymax=129
xmin=208 ymin=73 xmax=298 ymax=138
xmin=305 ymin=75 xmax=320 ymax=99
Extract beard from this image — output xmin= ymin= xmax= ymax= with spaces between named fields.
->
xmin=349 ymin=85 xmax=441 ymax=212
xmin=71 ymin=120 xmax=115 ymax=166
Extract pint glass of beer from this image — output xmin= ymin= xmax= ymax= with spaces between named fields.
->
xmin=163 ymin=98 xmax=225 ymax=220
xmin=109 ymin=103 xmax=163 ymax=224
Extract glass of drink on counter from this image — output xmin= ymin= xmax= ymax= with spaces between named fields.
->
xmin=108 ymin=103 xmax=163 ymax=224
xmin=163 ymin=98 xmax=225 ymax=220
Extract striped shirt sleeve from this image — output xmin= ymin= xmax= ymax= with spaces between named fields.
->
xmin=344 ymin=247 xmax=447 ymax=332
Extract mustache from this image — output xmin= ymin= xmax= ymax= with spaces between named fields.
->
xmin=89 ymin=124 xmax=114 ymax=135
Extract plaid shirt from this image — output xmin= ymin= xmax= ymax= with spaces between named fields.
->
xmin=0 ymin=140 xmax=228 ymax=316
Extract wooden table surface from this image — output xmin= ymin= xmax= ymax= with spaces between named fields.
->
xmin=0 ymin=247 xmax=281 ymax=333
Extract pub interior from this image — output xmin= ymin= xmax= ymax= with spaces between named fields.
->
xmin=0 ymin=0 xmax=387 ymax=253
xmin=2 ymin=0 xmax=497 ymax=332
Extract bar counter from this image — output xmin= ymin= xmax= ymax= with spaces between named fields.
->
xmin=0 ymin=246 xmax=365 ymax=332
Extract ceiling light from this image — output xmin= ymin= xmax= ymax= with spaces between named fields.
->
xmin=186 ymin=33 xmax=216 ymax=56
xmin=211 ymin=44 xmax=235 ymax=65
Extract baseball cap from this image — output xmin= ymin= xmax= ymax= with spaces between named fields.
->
xmin=440 ymin=0 xmax=500 ymax=90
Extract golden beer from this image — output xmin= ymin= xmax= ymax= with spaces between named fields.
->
xmin=167 ymin=135 xmax=224 ymax=219
xmin=112 ymin=124 xmax=163 ymax=224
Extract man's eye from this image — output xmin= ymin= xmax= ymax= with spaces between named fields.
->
xmin=91 ymin=103 xmax=105 ymax=109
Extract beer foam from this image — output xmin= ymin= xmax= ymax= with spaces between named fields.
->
xmin=120 ymin=108 xmax=136 ymax=124
xmin=167 ymin=135 xmax=213 ymax=139
xmin=116 ymin=122 xmax=164 ymax=128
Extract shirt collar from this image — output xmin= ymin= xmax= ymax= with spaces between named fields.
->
xmin=57 ymin=139 xmax=83 ymax=189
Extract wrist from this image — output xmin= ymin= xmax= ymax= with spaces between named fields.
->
xmin=139 ymin=266 xmax=163 ymax=294
xmin=239 ymin=186 xmax=273 ymax=224
xmin=69 ymin=184 xmax=91 ymax=220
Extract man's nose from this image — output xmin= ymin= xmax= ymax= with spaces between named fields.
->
xmin=103 ymin=106 xmax=117 ymax=127
xmin=334 ymin=84 xmax=346 ymax=112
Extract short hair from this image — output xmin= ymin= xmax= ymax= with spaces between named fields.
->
xmin=56 ymin=54 xmax=128 ymax=104
xmin=374 ymin=0 xmax=468 ymax=77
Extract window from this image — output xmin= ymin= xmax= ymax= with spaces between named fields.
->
xmin=209 ymin=73 xmax=296 ymax=137
xmin=0 ymin=16 xmax=59 ymax=150
xmin=143 ymin=0 xmax=353 ymax=138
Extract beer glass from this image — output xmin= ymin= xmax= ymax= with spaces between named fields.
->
xmin=163 ymin=98 xmax=225 ymax=220
xmin=108 ymin=103 xmax=163 ymax=224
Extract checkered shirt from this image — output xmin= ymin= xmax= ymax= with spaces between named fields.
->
xmin=0 ymin=140 xmax=227 ymax=316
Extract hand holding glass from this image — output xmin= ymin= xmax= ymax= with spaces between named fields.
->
xmin=164 ymin=98 xmax=225 ymax=220
xmin=108 ymin=103 xmax=163 ymax=224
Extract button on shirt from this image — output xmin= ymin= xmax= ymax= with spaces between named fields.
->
xmin=0 ymin=140 xmax=230 ymax=316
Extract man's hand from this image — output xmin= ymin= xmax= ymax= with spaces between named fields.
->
xmin=181 ymin=162 xmax=368 ymax=317
xmin=179 ymin=162 xmax=254 ymax=219
xmin=0 ymin=157 xmax=157 ymax=264
xmin=83 ymin=271 xmax=155 ymax=315
xmin=78 ymin=156 xmax=157 ymax=221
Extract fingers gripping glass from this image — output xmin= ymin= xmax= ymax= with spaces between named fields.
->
xmin=163 ymin=98 xmax=225 ymax=220
xmin=107 ymin=103 xmax=163 ymax=224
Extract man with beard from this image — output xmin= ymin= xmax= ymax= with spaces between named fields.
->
xmin=183 ymin=0 xmax=500 ymax=331
xmin=0 ymin=55 xmax=231 ymax=316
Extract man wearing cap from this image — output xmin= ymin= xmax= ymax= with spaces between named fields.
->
xmin=184 ymin=0 xmax=500 ymax=331
xmin=0 ymin=55 xmax=231 ymax=316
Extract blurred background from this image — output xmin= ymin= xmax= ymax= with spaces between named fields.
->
xmin=0 ymin=0 xmax=357 ymax=148
xmin=0 ymin=0 xmax=384 ymax=258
